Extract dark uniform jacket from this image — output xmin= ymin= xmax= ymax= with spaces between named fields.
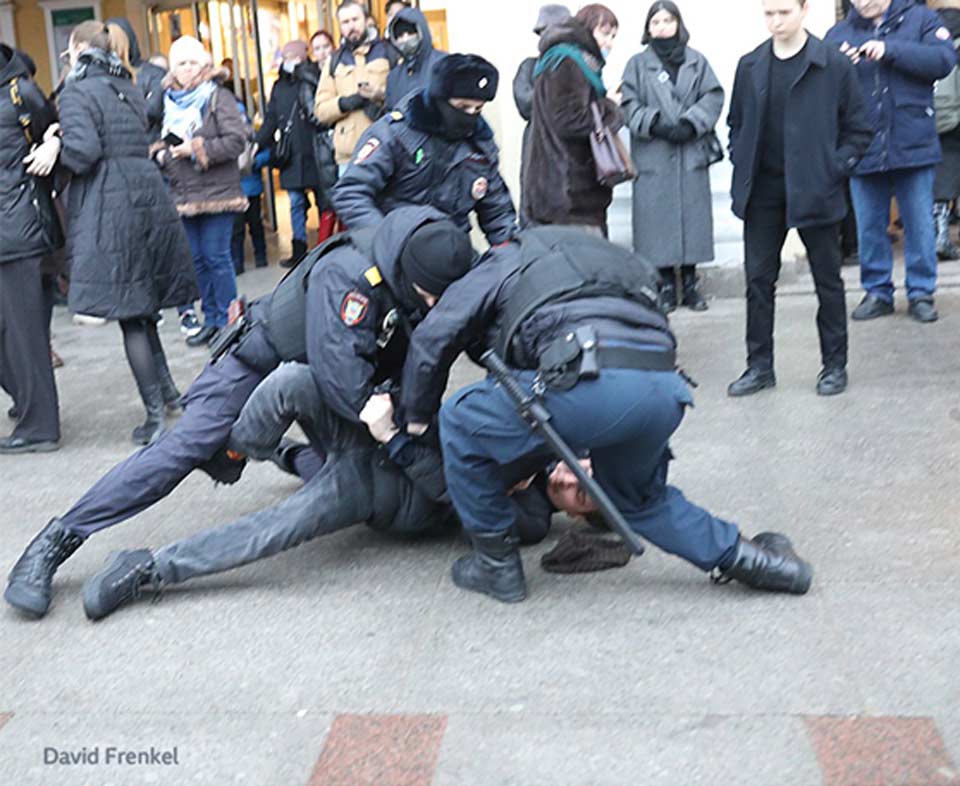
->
xmin=825 ymin=0 xmax=957 ymax=175
xmin=332 ymin=90 xmax=517 ymax=245
xmin=727 ymin=34 xmax=873 ymax=228
xmin=384 ymin=7 xmax=446 ymax=110
xmin=0 ymin=46 xmax=59 ymax=264
xmin=398 ymin=232 xmax=675 ymax=423
xmin=58 ymin=51 xmax=198 ymax=319
xmin=256 ymin=64 xmax=322 ymax=192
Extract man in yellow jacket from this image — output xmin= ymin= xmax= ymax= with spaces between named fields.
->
xmin=314 ymin=0 xmax=395 ymax=168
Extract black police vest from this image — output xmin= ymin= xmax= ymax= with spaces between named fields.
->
xmin=495 ymin=226 xmax=662 ymax=362
xmin=264 ymin=227 xmax=377 ymax=362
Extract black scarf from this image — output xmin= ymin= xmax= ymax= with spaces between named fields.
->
xmin=650 ymin=35 xmax=686 ymax=67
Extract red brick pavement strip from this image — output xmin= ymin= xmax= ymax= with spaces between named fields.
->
xmin=805 ymin=716 xmax=960 ymax=786
xmin=0 ymin=713 xmax=11 ymax=732
xmin=307 ymin=714 xmax=447 ymax=786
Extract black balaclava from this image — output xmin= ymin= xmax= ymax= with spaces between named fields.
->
xmin=434 ymin=99 xmax=480 ymax=140
xmin=400 ymin=220 xmax=476 ymax=298
xmin=642 ymin=1 xmax=690 ymax=67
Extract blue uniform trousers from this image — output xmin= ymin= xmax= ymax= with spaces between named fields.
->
xmin=439 ymin=368 xmax=740 ymax=572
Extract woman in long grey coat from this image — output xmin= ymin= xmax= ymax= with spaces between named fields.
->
xmin=621 ymin=1 xmax=723 ymax=311
xmin=58 ymin=21 xmax=198 ymax=444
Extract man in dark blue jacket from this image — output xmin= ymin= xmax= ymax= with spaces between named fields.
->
xmin=826 ymin=0 xmax=957 ymax=323
xmin=333 ymin=54 xmax=517 ymax=246
xmin=384 ymin=6 xmax=446 ymax=110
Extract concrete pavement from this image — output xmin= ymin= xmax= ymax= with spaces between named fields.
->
xmin=1 ymin=261 xmax=958 ymax=786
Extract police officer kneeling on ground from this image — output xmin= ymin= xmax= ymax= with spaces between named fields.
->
xmin=332 ymin=53 xmax=517 ymax=246
xmin=5 ymin=206 xmax=475 ymax=619
xmin=398 ymin=226 xmax=814 ymax=603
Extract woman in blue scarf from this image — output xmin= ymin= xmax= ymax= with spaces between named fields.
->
xmin=522 ymin=3 xmax=622 ymax=235
xmin=153 ymin=35 xmax=247 ymax=349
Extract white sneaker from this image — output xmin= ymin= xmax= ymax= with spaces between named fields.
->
xmin=179 ymin=310 xmax=202 ymax=337
xmin=73 ymin=314 xmax=107 ymax=326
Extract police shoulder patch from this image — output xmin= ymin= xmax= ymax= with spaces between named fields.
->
xmin=340 ymin=291 xmax=370 ymax=326
xmin=354 ymin=138 xmax=381 ymax=164
xmin=937 ymin=26 xmax=952 ymax=41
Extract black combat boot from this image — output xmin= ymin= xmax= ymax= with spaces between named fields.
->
xmin=4 ymin=519 xmax=84 ymax=617
xmin=680 ymin=265 xmax=708 ymax=311
xmin=452 ymin=530 xmax=527 ymax=603
xmin=280 ymin=239 xmax=308 ymax=269
xmin=154 ymin=350 xmax=182 ymax=413
xmin=659 ymin=267 xmax=678 ymax=314
xmin=934 ymin=201 xmax=960 ymax=261
xmin=132 ymin=383 xmax=166 ymax=446
xmin=83 ymin=550 xmax=161 ymax=620
xmin=714 ymin=532 xmax=813 ymax=595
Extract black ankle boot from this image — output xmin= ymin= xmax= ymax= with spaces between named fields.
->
xmin=83 ymin=550 xmax=161 ymax=620
xmin=658 ymin=267 xmax=678 ymax=313
xmin=153 ymin=351 xmax=182 ymax=413
xmin=4 ymin=519 xmax=83 ymax=617
xmin=452 ymin=530 xmax=527 ymax=603
xmin=934 ymin=201 xmax=960 ymax=261
xmin=714 ymin=532 xmax=813 ymax=595
xmin=280 ymin=239 xmax=308 ymax=269
xmin=680 ymin=265 xmax=708 ymax=311
xmin=132 ymin=384 xmax=165 ymax=446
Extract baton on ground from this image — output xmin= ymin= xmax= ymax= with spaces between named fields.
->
xmin=481 ymin=349 xmax=645 ymax=556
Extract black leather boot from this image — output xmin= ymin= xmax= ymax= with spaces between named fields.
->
xmin=132 ymin=383 xmax=165 ymax=446
xmin=153 ymin=350 xmax=182 ymax=413
xmin=659 ymin=267 xmax=678 ymax=314
xmin=280 ymin=239 xmax=308 ymax=269
xmin=714 ymin=532 xmax=813 ymax=595
xmin=680 ymin=265 xmax=708 ymax=311
xmin=452 ymin=531 xmax=527 ymax=603
xmin=83 ymin=550 xmax=161 ymax=620
xmin=934 ymin=201 xmax=960 ymax=261
xmin=4 ymin=519 xmax=83 ymax=617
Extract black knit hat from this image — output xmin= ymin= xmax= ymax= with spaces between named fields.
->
xmin=400 ymin=221 xmax=475 ymax=296
xmin=428 ymin=54 xmax=499 ymax=102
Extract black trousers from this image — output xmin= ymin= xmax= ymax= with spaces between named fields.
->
xmin=0 ymin=257 xmax=60 ymax=441
xmin=743 ymin=175 xmax=848 ymax=372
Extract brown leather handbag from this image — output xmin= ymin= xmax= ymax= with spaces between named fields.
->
xmin=589 ymin=101 xmax=636 ymax=188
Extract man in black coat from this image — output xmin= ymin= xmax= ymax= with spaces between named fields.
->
xmin=4 ymin=207 xmax=475 ymax=619
xmin=726 ymin=0 xmax=872 ymax=398
xmin=256 ymin=40 xmax=323 ymax=268
xmin=0 ymin=44 xmax=61 ymax=453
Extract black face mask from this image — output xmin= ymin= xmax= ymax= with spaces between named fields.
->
xmin=435 ymin=100 xmax=479 ymax=140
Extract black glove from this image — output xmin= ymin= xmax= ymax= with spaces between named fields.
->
xmin=338 ymin=93 xmax=368 ymax=113
xmin=649 ymin=114 xmax=675 ymax=140
xmin=665 ymin=119 xmax=697 ymax=144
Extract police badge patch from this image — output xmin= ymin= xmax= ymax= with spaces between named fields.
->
xmin=354 ymin=138 xmax=381 ymax=164
xmin=340 ymin=291 xmax=369 ymax=326
xmin=471 ymin=177 xmax=489 ymax=200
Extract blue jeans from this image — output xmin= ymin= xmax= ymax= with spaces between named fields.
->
xmin=849 ymin=166 xmax=938 ymax=302
xmin=181 ymin=213 xmax=239 ymax=328
xmin=288 ymin=189 xmax=314 ymax=243
xmin=439 ymin=368 xmax=741 ymax=573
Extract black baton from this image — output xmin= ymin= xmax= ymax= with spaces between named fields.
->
xmin=481 ymin=350 xmax=645 ymax=556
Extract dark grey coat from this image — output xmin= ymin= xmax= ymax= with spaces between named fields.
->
xmin=58 ymin=54 xmax=197 ymax=319
xmin=621 ymin=47 xmax=724 ymax=266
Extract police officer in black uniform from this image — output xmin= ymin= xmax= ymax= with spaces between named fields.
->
xmin=5 ymin=206 xmax=475 ymax=619
xmin=80 ymin=361 xmax=564 ymax=620
xmin=398 ymin=226 xmax=815 ymax=603
xmin=332 ymin=53 xmax=517 ymax=246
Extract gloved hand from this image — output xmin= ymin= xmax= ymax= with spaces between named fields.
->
xmin=360 ymin=393 xmax=399 ymax=443
xmin=23 ymin=136 xmax=61 ymax=177
xmin=665 ymin=119 xmax=697 ymax=144
xmin=649 ymin=114 xmax=676 ymax=140
xmin=338 ymin=93 xmax=369 ymax=113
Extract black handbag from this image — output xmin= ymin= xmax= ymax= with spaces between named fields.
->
xmin=273 ymin=103 xmax=299 ymax=169
xmin=10 ymin=78 xmax=65 ymax=250
xmin=704 ymin=130 xmax=724 ymax=165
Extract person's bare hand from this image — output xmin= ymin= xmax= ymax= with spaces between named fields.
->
xmin=357 ymin=82 xmax=382 ymax=101
xmin=360 ymin=393 xmax=398 ymax=443
xmin=839 ymin=41 xmax=862 ymax=64
xmin=859 ymin=40 xmax=885 ymax=61
xmin=169 ymin=140 xmax=193 ymax=160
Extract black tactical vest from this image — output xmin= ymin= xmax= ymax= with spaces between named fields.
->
xmin=264 ymin=227 xmax=377 ymax=362
xmin=495 ymin=226 xmax=662 ymax=361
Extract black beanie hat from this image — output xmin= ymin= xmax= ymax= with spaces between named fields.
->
xmin=400 ymin=221 xmax=475 ymax=296
xmin=428 ymin=54 xmax=499 ymax=102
